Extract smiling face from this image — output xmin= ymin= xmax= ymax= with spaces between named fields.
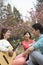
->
xmin=24 ymin=32 xmax=31 ymax=40
xmin=4 ymin=30 xmax=11 ymax=39
xmin=32 ymin=23 xmax=42 ymax=38
xmin=32 ymin=28 xmax=40 ymax=38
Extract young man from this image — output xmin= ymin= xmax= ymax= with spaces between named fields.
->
xmin=23 ymin=23 xmax=43 ymax=65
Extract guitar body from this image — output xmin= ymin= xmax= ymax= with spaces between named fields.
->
xmin=0 ymin=46 xmax=16 ymax=65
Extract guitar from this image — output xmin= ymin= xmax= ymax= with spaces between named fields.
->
xmin=0 ymin=43 xmax=19 ymax=65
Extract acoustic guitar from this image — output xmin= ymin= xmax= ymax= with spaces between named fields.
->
xmin=0 ymin=43 xmax=19 ymax=65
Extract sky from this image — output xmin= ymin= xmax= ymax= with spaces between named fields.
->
xmin=3 ymin=0 xmax=36 ymax=20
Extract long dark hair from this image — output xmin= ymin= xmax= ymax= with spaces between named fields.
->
xmin=32 ymin=23 xmax=43 ymax=34
xmin=0 ymin=28 xmax=8 ymax=39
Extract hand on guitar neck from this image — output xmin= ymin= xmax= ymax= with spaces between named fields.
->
xmin=8 ymin=50 xmax=14 ymax=57
xmin=8 ymin=43 xmax=19 ymax=57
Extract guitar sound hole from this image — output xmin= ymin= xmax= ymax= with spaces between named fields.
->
xmin=0 ymin=64 xmax=1 ymax=65
xmin=3 ymin=55 xmax=9 ymax=64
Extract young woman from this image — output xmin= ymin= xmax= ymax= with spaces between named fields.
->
xmin=21 ymin=31 xmax=35 ymax=61
xmin=12 ymin=31 xmax=34 ymax=65
xmin=21 ymin=31 xmax=34 ymax=50
xmin=0 ymin=28 xmax=13 ymax=56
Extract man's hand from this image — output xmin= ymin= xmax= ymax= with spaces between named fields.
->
xmin=22 ymin=46 xmax=34 ymax=57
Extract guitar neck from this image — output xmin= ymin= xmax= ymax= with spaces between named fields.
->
xmin=12 ymin=43 xmax=19 ymax=51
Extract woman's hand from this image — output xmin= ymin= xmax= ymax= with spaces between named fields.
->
xmin=8 ymin=50 xmax=14 ymax=57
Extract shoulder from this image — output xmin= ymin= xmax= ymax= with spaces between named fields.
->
xmin=29 ymin=40 xmax=35 ymax=44
xmin=0 ymin=39 xmax=3 ymax=43
xmin=33 ymin=38 xmax=43 ymax=47
xmin=21 ymin=40 xmax=26 ymax=44
xmin=2 ymin=39 xmax=10 ymax=45
xmin=1 ymin=39 xmax=9 ymax=43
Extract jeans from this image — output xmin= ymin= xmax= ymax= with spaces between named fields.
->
xmin=26 ymin=51 xmax=43 ymax=65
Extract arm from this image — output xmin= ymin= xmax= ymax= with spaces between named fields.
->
xmin=0 ymin=46 xmax=9 ymax=52
xmin=22 ymin=38 xmax=43 ymax=57
xmin=22 ymin=46 xmax=34 ymax=57
xmin=0 ymin=40 xmax=12 ymax=52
